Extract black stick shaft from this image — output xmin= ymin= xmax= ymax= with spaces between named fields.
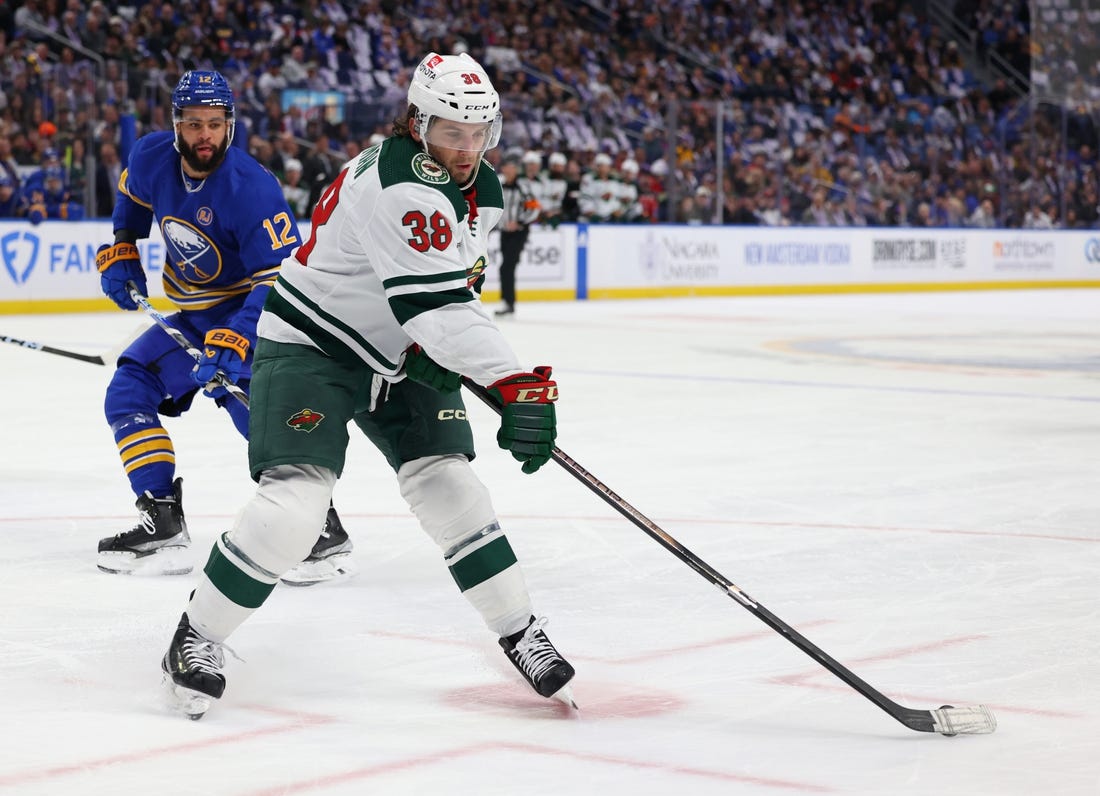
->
xmin=1 ymin=334 xmax=106 ymax=365
xmin=461 ymin=376 xmax=940 ymax=733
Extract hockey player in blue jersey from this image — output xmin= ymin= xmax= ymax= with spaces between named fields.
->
xmin=95 ymin=70 xmax=355 ymax=584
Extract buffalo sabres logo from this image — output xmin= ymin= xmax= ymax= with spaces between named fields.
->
xmin=412 ymin=153 xmax=450 ymax=185
xmin=161 ymin=216 xmax=222 ymax=284
xmin=196 ymin=206 xmax=214 ymax=226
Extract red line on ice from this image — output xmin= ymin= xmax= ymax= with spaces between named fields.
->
xmin=239 ymin=741 xmax=835 ymax=794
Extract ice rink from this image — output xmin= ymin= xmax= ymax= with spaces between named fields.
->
xmin=1 ymin=289 xmax=1098 ymax=795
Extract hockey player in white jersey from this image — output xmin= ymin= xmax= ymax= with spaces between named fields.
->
xmin=539 ymin=151 xmax=570 ymax=226
xmin=579 ymin=152 xmax=624 ymax=222
xmin=160 ymin=52 xmax=576 ymax=719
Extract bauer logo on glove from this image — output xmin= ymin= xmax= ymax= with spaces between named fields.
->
xmin=191 ymin=327 xmax=249 ymax=396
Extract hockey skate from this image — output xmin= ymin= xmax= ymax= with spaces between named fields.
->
xmin=161 ymin=611 xmax=227 ymax=720
xmin=280 ymin=504 xmax=357 ymax=586
xmin=500 ymin=616 xmax=577 ymax=708
xmin=97 ymin=477 xmax=192 ymax=575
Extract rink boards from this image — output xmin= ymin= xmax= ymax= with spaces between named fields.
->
xmin=2 ymin=220 xmax=1099 ymax=313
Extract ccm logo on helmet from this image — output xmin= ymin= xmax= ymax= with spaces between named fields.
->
xmin=437 ymin=409 xmax=467 ymax=420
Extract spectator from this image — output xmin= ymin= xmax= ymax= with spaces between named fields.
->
xmin=1 ymin=0 xmax=1090 ymax=230
xmin=1022 ymin=200 xmax=1054 ymax=229
xmin=256 ymin=60 xmax=288 ymax=101
xmin=280 ymin=157 xmax=309 ymax=218
xmin=725 ymin=194 xmax=760 ymax=225
xmin=95 ymin=141 xmax=123 ymax=217
xmin=0 ymin=174 xmax=23 ymax=218
xmin=0 ymin=137 xmax=21 ymax=188
xmin=675 ymin=193 xmax=707 ymax=225
xmin=301 ymin=132 xmax=338 ymax=212
xmin=66 ymin=137 xmax=89 ymax=208
xmin=23 ymin=165 xmax=84 ymax=223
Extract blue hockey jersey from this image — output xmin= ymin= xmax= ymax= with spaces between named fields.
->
xmin=113 ymin=131 xmax=300 ymax=333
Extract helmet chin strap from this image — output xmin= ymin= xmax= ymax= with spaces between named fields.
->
xmin=458 ymin=160 xmax=482 ymax=192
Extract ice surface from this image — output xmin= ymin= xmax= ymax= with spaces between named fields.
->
xmin=1 ymin=290 xmax=1098 ymax=795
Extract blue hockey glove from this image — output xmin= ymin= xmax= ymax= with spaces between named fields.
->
xmin=96 ymin=242 xmax=145 ymax=310
xmin=191 ymin=328 xmax=249 ymax=395
xmin=403 ymin=343 xmax=461 ymax=392
xmin=487 ymin=366 xmax=558 ymax=474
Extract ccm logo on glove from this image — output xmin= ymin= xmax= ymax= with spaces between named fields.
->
xmin=487 ymin=367 xmax=558 ymax=474
xmin=488 ymin=376 xmax=558 ymax=404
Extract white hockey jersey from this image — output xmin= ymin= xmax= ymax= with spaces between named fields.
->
xmin=259 ymin=135 xmax=522 ymax=387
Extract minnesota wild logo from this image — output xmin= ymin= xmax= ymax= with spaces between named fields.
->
xmin=287 ymin=408 xmax=325 ymax=433
xmin=467 ymin=255 xmax=487 ymax=289
xmin=412 ymin=152 xmax=450 ymax=184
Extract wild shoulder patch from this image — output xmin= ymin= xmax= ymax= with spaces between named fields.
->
xmin=412 ymin=152 xmax=450 ymax=184
xmin=287 ymin=408 xmax=325 ymax=433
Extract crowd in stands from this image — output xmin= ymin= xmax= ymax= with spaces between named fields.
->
xmin=0 ymin=0 xmax=1096 ymax=228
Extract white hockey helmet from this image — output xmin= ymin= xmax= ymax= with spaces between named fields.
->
xmin=407 ymin=52 xmax=502 ymax=153
xmin=621 ymin=158 xmax=639 ymax=174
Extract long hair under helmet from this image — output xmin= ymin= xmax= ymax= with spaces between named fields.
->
xmin=406 ymin=52 xmax=501 ymax=189
xmin=171 ymin=70 xmax=236 ymax=151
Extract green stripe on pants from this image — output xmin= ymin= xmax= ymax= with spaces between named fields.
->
xmin=447 ymin=535 xmax=519 ymax=592
xmin=203 ymin=545 xmax=277 ymax=609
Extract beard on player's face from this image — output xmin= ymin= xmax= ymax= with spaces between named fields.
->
xmin=179 ymin=136 xmax=229 ymax=176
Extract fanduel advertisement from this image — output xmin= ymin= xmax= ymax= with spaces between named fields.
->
xmin=1 ymin=221 xmax=167 ymax=303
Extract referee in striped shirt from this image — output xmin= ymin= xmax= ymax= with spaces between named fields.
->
xmin=495 ymin=154 xmax=540 ymax=317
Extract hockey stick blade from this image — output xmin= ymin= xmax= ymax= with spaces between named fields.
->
xmin=461 ymin=377 xmax=996 ymax=736
xmin=2 ymin=333 xmax=106 ymax=365
xmin=126 ymin=282 xmax=249 ymax=408
xmin=929 ymin=705 xmax=997 ymax=735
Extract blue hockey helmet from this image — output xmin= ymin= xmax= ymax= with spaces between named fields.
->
xmin=171 ymin=70 xmax=236 ymax=145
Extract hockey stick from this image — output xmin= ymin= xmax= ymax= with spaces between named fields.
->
xmin=126 ymin=282 xmax=249 ymax=408
xmin=1 ymin=333 xmax=107 ymax=365
xmin=462 ymin=377 xmax=996 ymax=736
